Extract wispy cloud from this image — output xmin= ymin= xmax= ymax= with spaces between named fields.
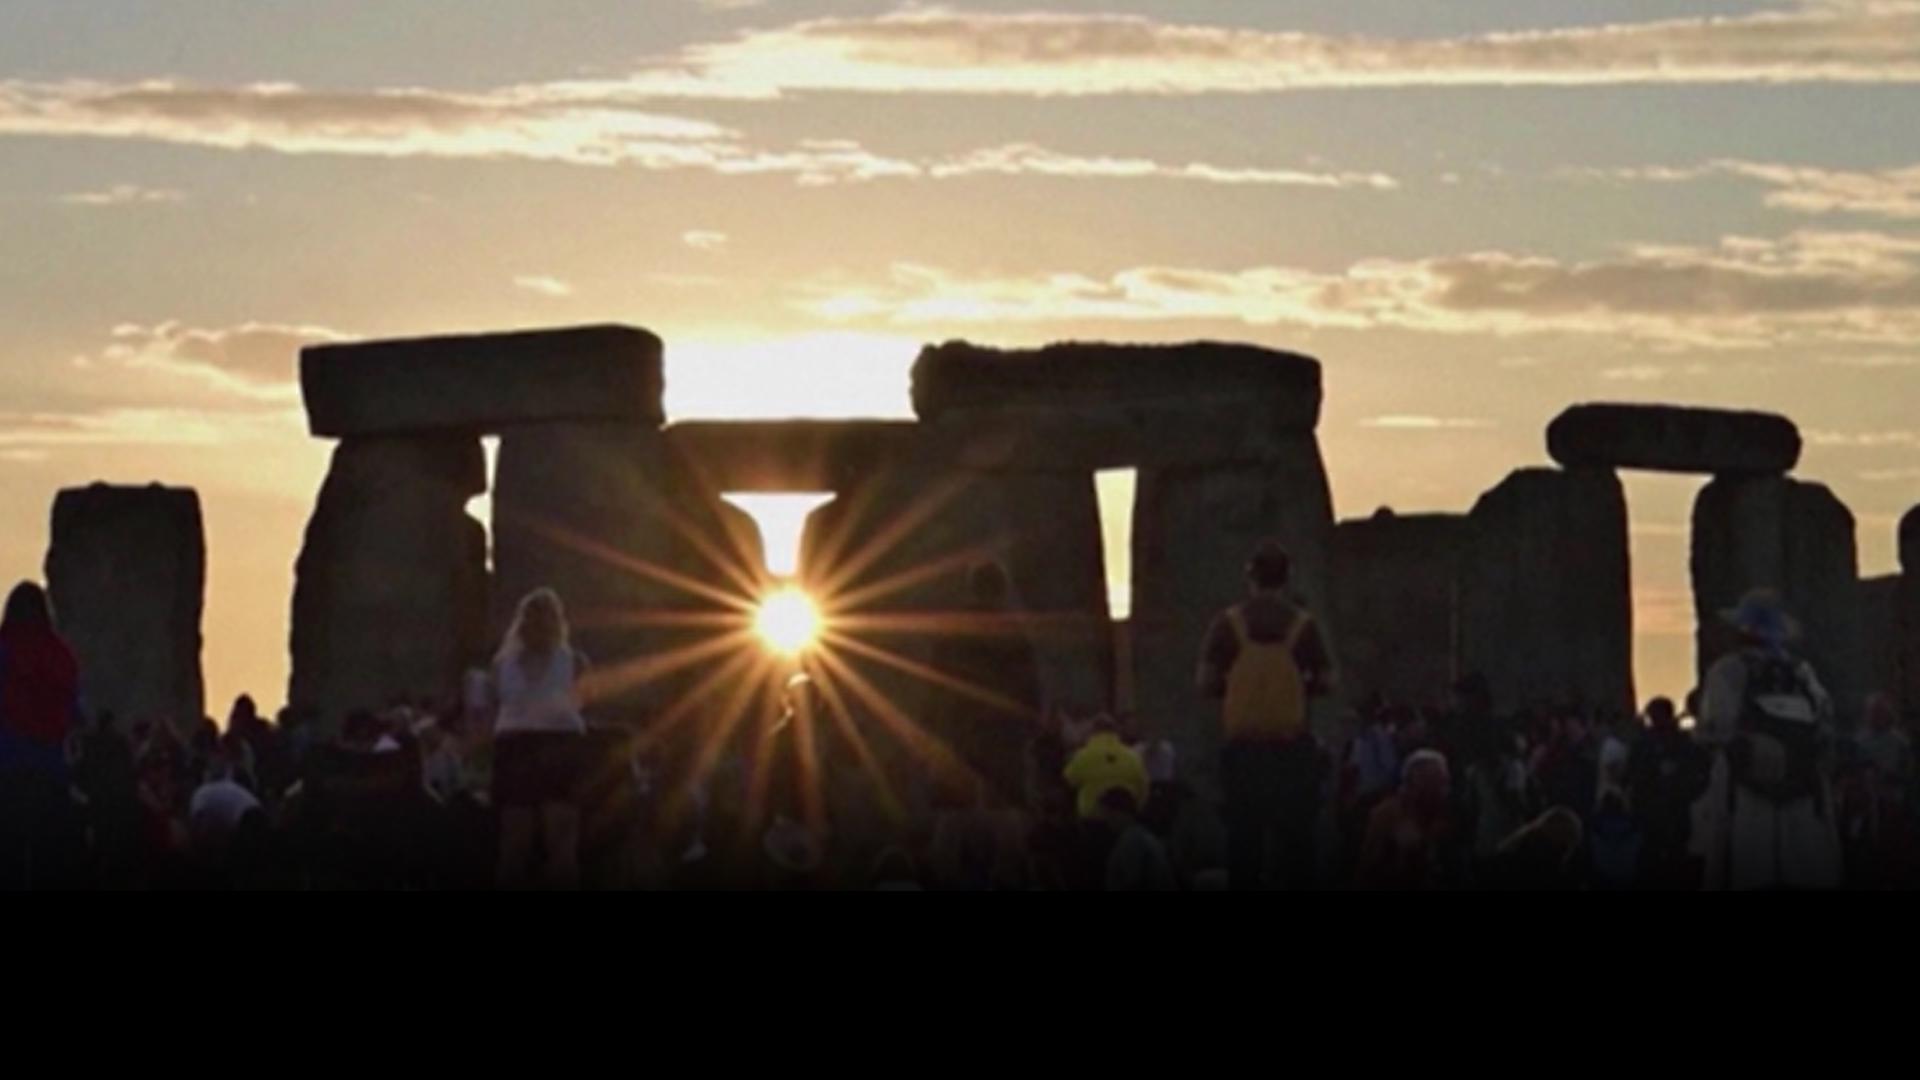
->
xmin=58 ymin=183 xmax=185 ymax=206
xmin=683 ymin=230 xmax=730 ymax=251
xmin=1806 ymin=429 xmax=1920 ymax=447
xmin=669 ymin=4 xmax=1920 ymax=96
xmin=101 ymin=321 xmax=345 ymax=401
xmin=927 ymin=143 xmax=1396 ymax=188
xmin=802 ymin=231 xmax=1920 ymax=348
xmin=1357 ymin=415 xmax=1493 ymax=429
xmin=513 ymin=275 xmax=574 ymax=297
xmin=1579 ymin=159 xmax=1920 ymax=220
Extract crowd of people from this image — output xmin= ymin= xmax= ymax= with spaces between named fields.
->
xmin=0 ymin=528 xmax=1910 ymax=891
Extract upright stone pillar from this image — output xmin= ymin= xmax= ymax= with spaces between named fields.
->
xmin=45 ymin=483 xmax=205 ymax=731
xmin=289 ymin=436 xmax=488 ymax=730
xmin=1898 ymin=506 xmax=1920 ymax=726
xmin=1329 ymin=509 xmax=1467 ymax=709
xmin=1459 ymin=467 xmax=1634 ymax=720
xmin=1691 ymin=475 xmax=1864 ymax=720
xmin=1132 ymin=435 xmax=1335 ymax=797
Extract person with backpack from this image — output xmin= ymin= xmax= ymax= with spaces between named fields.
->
xmin=1196 ymin=540 xmax=1334 ymax=891
xmin=1693 ymin=589 xmax=1842 ymax=891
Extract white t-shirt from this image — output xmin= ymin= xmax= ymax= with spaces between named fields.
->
xmin=492 ymin=648 xmax=588 ymax=736
xmin=189 ymin=779 xmax=262 ymax=849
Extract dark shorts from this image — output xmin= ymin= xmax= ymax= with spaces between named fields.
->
xmin=492 ymin=732 xmax=585 ymax=809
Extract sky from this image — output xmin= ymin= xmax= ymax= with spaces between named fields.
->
xmin=3 ymin=0 xmax=1919 ymax=713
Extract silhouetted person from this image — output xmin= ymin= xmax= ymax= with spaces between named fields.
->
xmin=1100 ymin=787 xmax=1177 ymax=892
xmin=487 ymin=588 xmax=590 ymax=890
xmin=0 ymin=582 xmax=83 ymax=890
xmin=1197 ymin=541 xmax=1333 ymax=891
xmin=77 ymin=710 xmax=141 ymax=888
xmin=1848 ymin=693 xmax=1915 ymax=888
xmin=1695 ymin=589 xmax=1841 ymax=890
xmin=1480 ymin=807 xmax=1584 ymax=891
xmin=924 ymin=562 xmax=1043 ymax=814
xmin=1356 ymin=750 xmax=1460 ymax=890
xmin=1627 ymin=697 xmax=1709 ymax=890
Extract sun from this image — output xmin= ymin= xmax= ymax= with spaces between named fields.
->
xmin=755 ymin=586 xmax=822 ymax=656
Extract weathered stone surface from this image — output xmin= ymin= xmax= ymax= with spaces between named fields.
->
xmin=1903 ymin=571 xmax=1920 ymax=728
xmin=1330 ymin=509 xmax=1467 ymax=709
xmin=492 ymin=422 xmax=765 ymax=730
xmin=1903 ymin=505 xmax=1920 ymax=575
xmin=912 ymin=340 xmax=1323 ymax=433
xmin=289 ymin=437 xmax=489 ymax=730
xmin=665 ymin=421 xmax=922 ymax=492
xmin=1547 ymin=403 xmax=1800 ymax=475
xmin=1691 ymin=475 xmax=1865 ymax=719
xmin=1861 ymin=575 xmax=1902 ymax=717
xmin=1459 ymin=468 xmax=1634 ymax=720
xmin=1131 ymin=432 xmax=1337 ymax=799
xmin=45 ymin=484 xmax=205 ymax=730
xmin=301 ymin=324 xmax=663 ymax=437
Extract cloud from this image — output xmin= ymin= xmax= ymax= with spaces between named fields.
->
xmin=1582 ymin=159 xmax=1920 ymax=219
xmin=102 ymin=321 xmax=346 ymax=401
xmin=683 ymin=230 xmax=730 ymax=251
xmin=1858 ymin=465 xmax=1920 ymax=482
xmin=0 ymin=79 xmax=738 ymax=164
xmin=802 ymin=231 xmax=1920 ymax=347
xmin=59 ymin=183 xmax=185 ymax=206
xmin=513 ymin=275 xmax=574 ymax=297
xmin=0 ymin=408 xmax=235 ymax=449
xmin=1805 ymin=429 xmax=1920 ymax=447
xmin=1357 ymin=415 xmax=1493 ymax=429
xmin=670 ymin=4 xmax=1920 ymax=96
xmin=926 ymin=143 xmax=1397 ymax=188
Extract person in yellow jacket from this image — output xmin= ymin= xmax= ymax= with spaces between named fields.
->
xmin=1063 ymin=717 xmax=1149 ymax=821
xmin=1197 ymin=541 xmax=1335 ymax=891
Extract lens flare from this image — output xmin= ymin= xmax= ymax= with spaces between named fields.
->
xmin=755 ymin=586 xmax=821 ymax=656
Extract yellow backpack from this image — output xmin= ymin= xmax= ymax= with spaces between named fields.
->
xmin=1222 ymin=607 xmax=1308 ymax=742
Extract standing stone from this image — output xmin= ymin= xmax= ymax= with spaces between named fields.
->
xmin=493 ymin=422 xmax=765 ymax=732
xmin=1132 ymin=433 xmax=1337 ymax=800
xmin=1861 ymin=575 xmax=1902 ymax=714
xmin=45 ymin=484 xmax=205 ymax=731
xmin=1897 ymin=506 xmax=1920 ymax=726
xmin=1691 ymin=475 xmax=1865 ymax=720
xmin=301 ymin=325 xmax=663 ymax=437
xmin=1330 ymin=509 xmax=1467 ymax=709
xmin=289 ymin=436 xmax=488 ymax=731
xmin=1547 ymin=404 xmax=1801 ymax=475
xmin=1459 ymin=468 xmax=1634 ymax=720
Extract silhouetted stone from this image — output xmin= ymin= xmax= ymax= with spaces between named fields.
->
xmin=665 ymin=421 xmax=921 ymax=492
xmin=912 ymin=340 xmax=1322 ymax=439
xmin=1459 ymin=468 xmax=1634 ymax=719
xmin=1131 ymin=435 xmax=1337 ymax=798
xmin=289 ymin=437 xmax=488 ymax=729
xmin=301 ymin=324 xmax=663 ymax=437
xmin=1692 ymin=475 xmax=1865 ymax=719
xmin=45 ymin=484 xmax=205 ymax=731
xmin=1862 ymin=575 xmax=1901 ymax=718
xmin=1330 ymin=509 xmax=1467 ymax=709
xmin=492 ymin=422 xmax=765 ymax=729
xmin=1547 ymin=403 xmax=1800 ymax=475
xmin=1903 ymin=505 xmax=1920 ymax=575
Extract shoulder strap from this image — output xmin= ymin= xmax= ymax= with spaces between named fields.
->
xmin=1281 ymin=612 xmax=1308 ymax=652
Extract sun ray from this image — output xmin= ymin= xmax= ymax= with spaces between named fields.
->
xmin=515 ymin=515 xmax=759 ymax=613
xmin=577 ymin=628 xmax=757 ymax=704
xmin=664 ymin=650 xmax=781 ymax=828
xmin=808 ymin=661 xmax=906 ymax=825
xmin=629 ymin=646 xmax=764 ymax=754
xmin=818 ymin=541 xmax=999 ymax=615
xmin=569 ymin=609 xmax=750 ymax=632
xmin=821 ymin=628 xmax=1038 ymax=720
xmin=811 ymin=472 xmax=978 ymax=601
xmin=630 ymin=480 xmax=770 ymax=599
xmin=811 ymin=646 xmax=984 ymax=800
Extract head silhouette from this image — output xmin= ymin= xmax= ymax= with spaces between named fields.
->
xmin=1246 ymin=541 xmax=1291 ymax=593
xmin=2 ymin=581 xmax=53 ymax=634
xmin=500 ymin=588 xmax=569 ymax=662
xmin=969 ymin=562 xmax=1010 ymax=609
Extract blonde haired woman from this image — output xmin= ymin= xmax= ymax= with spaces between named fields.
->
xmin=487 ymin=588 xmax=590 ymax=889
